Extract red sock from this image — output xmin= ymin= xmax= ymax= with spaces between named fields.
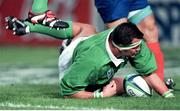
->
xmin=147 ymin=42 xmax=164 ymax=81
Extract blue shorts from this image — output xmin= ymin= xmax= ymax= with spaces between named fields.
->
xmin=95 ymin=0 xmax=150 ymax=23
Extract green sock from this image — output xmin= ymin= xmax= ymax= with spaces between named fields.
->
xmin=24 ymin=21 xmax=73 ymax=39
xmin=32 ymin=0 xmax=48 ymax=13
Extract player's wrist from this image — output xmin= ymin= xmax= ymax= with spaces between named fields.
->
xmin=93 ymin=89 xmax=103 ymax=98
xmin=162 ymin=90 xmax=175 ymax=98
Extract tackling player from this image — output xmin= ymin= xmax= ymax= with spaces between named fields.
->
xmin=5 ymin=17 xmax=174 ymax=99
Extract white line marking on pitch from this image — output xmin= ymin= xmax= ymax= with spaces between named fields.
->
xmin=0 ymin=102 xmax=99 ymax=110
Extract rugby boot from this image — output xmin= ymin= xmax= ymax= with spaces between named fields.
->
xmin=165 ymin=77 xmax=176 ymax=91
xmin=27 ymin=10 xmax=69 ymax=30
xmin=5 ymin=16 xmax=29 ymax=35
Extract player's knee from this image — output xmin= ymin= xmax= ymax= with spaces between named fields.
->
xmin=72 ymin=24 xmax=82 ymax=37
xmin=84 ymin=24 xmax=97 ymax=35
xmin=79 ymin=24 xmax=97 ymax=36
xmin=72 ymin=23 xmax=96 ymax=37
xmin=145 ymin=19 xmax=157 ymax=32
xmin=142 ymin=20 xmax=159 ymax=41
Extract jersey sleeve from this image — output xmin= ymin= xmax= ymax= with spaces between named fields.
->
xmin=129 ymin=41 xmax=157 ymax=75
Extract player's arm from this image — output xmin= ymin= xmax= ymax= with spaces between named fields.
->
xmin=129 ymin=41 xmax=174 ymax=98
xmin=64 ymin=80 xmax=117 ymax=99
xmin=64 ymin=91 xmax=94 ymax=99
xmin=143 ymin=72 xmax=174 ymax=98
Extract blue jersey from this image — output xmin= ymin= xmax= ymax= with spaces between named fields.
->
xmin=95 ymin=0 xmax=149 ymax=23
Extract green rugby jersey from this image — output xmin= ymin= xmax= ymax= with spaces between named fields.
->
xmin=59 ymin=29 xmax=157 ymax=96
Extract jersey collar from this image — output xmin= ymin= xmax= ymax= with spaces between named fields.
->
xmin=106 ymin=30 xmax=125 ymax=67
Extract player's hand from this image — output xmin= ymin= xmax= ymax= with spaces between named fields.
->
xmin=102 ymin=80 xmax=117 ymax=97
xmin=5 ymin=16 xmax=29 ymax=35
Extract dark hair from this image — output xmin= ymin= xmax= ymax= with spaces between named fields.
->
xmin=111 ymin=22 xmax=143 ymax=46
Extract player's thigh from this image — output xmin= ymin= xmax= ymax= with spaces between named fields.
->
xmin=137 ymin=14 xmax=159 ymax=42
xmin=128 ymin=5 xmax=152 ymax=25
xmin=106 ymin=18 xmax=128 ymax=28
xmin=95 ymin=0 xmax=129 ymax=23
xmin=129 ymin=0 xmax=149 ymax=11
xmin=72 ymin=22 xmax=96 ymax=37
xmin=128 ymin=5 xmax=159 ymax=42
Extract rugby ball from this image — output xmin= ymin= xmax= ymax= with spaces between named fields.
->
xmin=124 ymin=74 xmax=152 ymax=97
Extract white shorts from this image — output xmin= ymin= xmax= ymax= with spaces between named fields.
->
xmin=58 ymin=36 xmax=91 ymax=80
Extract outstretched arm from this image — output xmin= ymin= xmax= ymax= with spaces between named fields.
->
xmin=64 ymin=80 xmax=117 ymax=99
xmin=144 ymin=73 xmax=174 ymax=98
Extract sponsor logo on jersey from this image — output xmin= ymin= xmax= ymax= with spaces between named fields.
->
xmin=106 ymin=68 xmax=114 ymax=79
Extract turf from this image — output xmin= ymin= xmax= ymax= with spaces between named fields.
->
xmin=0 ymin=46 xmax=58 ymax=67
xmin=0 ymin=83 xmax=180 ymax=110
xmin=0 ymin=46 xmax=180 ymax=110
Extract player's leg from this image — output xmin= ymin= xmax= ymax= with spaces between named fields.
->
xmin=5 ymin=16 xmax=72 ymax=39
xmin=95 ymin=0 xmax=129 ymax=28
xmin=32 ymin=0 xmax=48 ymax=14
xmin=137 ymin=14 xmax=164 ymax=81
xmin=72 ymin=22 xmax=97 ymax=37
xmin=25 ymin=21 xmax=96 ymax=39
xmin=58 ymin=22 xmax=96 ymax=54
xmin=28 ymin=0 xmax=69 ymax=29
xmin=25 ymin=21 xmax=72 ymax=39
xmin=5 ymin=16 xmax=96 ymax=39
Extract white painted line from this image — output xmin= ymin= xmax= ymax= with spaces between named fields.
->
xmin=0 ymin=102 xmax=99 ymax=110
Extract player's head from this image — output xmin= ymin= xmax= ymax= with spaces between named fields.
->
xmin=110 ymin=22 xmax=143 ymax=51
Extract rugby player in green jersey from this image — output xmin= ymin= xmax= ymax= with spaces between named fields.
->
xmin=5 ymin=17 xmax=174 ymax=99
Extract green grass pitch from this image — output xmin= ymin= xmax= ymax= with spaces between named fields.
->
xmin=0 ymin=46 xmax=180 ymax=110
